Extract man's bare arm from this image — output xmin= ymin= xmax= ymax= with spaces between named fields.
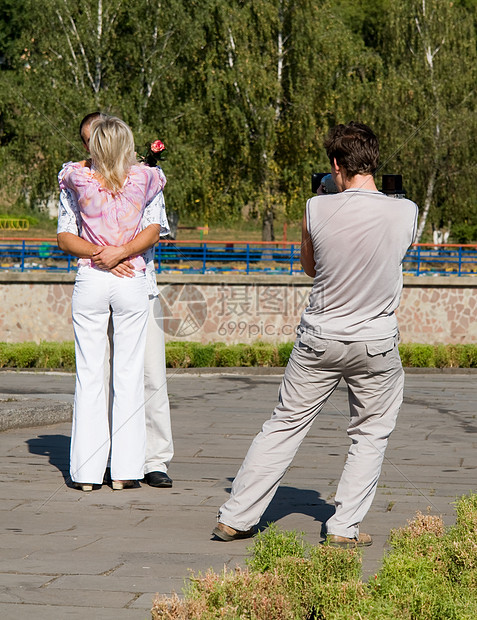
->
xmin=300 ymin=214 xmax=316 ymax=278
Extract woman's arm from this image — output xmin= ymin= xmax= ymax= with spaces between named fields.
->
xmin=300 ymin=213 xmax=316 ymax=278
xmin=57 ymin=231 xmax=136 ymax=278
xmin=91 ymin=224 xmax=161 ymax=270
xmin=57 ymin=232 xmax=98 ymax=258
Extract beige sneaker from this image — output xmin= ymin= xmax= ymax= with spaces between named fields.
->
xmin=326 ymin=533 xmax=373 ymax=548
xmin=212 ymin=522 xmax=255 ymax=541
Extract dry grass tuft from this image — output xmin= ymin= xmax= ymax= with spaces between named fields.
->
xmin=400 ymin=510 xmax=445 ymax=538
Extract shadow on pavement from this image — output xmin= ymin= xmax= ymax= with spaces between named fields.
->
xmin=26 ymin=433 xmax=71 ymax=483
xmin=225 ymin=479 xmax=335 ymax=535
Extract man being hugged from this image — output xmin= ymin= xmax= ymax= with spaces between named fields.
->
xmin=214 ymin=122 xmax=418 ymax=546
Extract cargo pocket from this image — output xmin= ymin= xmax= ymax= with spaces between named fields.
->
xmin=366 ymin=337 xmax=400 ymax=374
xmin=298 ymin=331 xmax=329 ymax=361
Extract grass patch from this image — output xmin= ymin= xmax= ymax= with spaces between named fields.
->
xmin=152 ymin=494 xmax=477 ymax=619
xmin=2 ymin=341 xmax=477 ymax=370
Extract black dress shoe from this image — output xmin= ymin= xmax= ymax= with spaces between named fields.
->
xmin=144 ymin=471 xmax=173 ymax=488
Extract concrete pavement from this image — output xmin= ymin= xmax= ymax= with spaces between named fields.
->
xmin=0 ymin=369 xmax=476 ymax=619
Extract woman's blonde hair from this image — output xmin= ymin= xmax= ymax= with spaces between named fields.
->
xmin=89 ymin=116 xmax=137 ymax=193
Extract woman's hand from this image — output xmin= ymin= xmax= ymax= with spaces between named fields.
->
xmin=110 ymin=260 xmax=136 ymax=278
xmin=92 ymin=246 xmax=127 ymax=270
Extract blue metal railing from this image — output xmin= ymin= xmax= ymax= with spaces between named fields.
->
xmin=1 ymin=240 xmax=477 ymax=276
xmin=154 ymin=241 xmax=302 ymax=274
xmin=402 ymin=244 xmax=477 ymax=277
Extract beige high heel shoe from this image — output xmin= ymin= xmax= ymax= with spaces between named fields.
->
xmin=74 ymin=483 xmax=94 ymax=492
xmin=111 ymin=480 xmax=135 ymax=490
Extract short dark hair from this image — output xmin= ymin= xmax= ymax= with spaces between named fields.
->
xmin=324 ymin=122 xmax=379 ymax=177
xmin=79 ymin=112 xmax=103 ymax=143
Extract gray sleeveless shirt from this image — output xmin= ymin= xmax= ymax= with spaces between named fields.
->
xmin=300 ymin=189 xmax=418 ymax=341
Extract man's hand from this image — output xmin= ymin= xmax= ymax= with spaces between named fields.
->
xmin=110 ymin=260 xmax=136 ymax=278
xmin=92 ymin=246 xmax=127 ymax=270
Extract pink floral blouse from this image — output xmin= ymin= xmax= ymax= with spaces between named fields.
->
xmin=58 ymin=161 xmax=165 ymax=271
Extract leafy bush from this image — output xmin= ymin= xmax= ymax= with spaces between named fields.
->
xmin=370 ymin=503 xmax=477 ymax=619
xmin=246 ymin=524 xmax=309 ymax=572
xmin=214 ymin=344 xmax=245 ymax=367
xmin=0 ymin=341 xmax=76 ymax=370
xmin=188 ymin=343 xmax=217 ymax=367
xmin=277 ymin=342 xmax=294 ymax=366
xmin=450 ymin=222 xmax=477 ymax=244
xmin=398 ymin=343 xmax=477 ymax=368
xmin=2 ymin=341 xmax=477 ymax=370
xmin=151 ymin=494 xmax=477 ymax=620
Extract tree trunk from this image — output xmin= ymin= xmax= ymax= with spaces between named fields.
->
xmin=416 ymin=166 xmax=437 ymax=242
xmin=262 ymin=207 xmax=275 ymax=242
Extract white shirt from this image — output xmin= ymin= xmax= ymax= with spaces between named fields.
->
xmin=57 ymin=168 xmax=170 ymax=297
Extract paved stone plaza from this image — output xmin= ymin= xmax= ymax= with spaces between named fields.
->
xmin=1 ymin=369 xmax=476 ymax=619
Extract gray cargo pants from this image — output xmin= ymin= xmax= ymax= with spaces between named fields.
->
xmin=218 ymin=334 xmax=404 ymax=539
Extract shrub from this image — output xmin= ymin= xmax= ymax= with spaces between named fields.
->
xmin=277 ymin=342 xmax=294 ymax=366
xmin=0 ymin=341 xmax=75 ymax=370
xmin=165 ymin=342 xmax=190 ymax=368
xmin=400 ymin=343 xmax=436 ymax=367
xmin=2 ymin=341 xmax=477 ymax=370
xmin=214 ymin=344 xmax=246 ymax=367
xmin=398 ymin=343 xmax=477 ymax=368
xmin=151 ymin=494 xmax=477 ymax=620
xmin=246 ymin=524 xmax=308 ymax=572
xmin=252 ymin=343 xmax=280 ymax=367
xmin=188 ymin=343 xmax=217 ymax=367
xmin=455 ymin=344 xmax=477 ymax=368
xmin=37 ymin=341 xmax=75 ymax=369
xmin=153 ymin=567 xmax=294 ymax=620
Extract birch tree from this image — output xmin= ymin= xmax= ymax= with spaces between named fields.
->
xmin=377 ymin=0 xmax=477 ymax=241
xmin=184 ymin=0 xmax=380 ymax=234
xmin=118 ymin=0 xmax=192 ymax=130
xmin=24 ymin=0 xmax=126 ymax=105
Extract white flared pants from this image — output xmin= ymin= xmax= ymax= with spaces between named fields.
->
xmin=105 ymin=295 xmax=174 ymax=474
xmin=70 ymin=268 xmax=149 ymax=484
xmin=144 ymin=296 xmax=174 ymax=474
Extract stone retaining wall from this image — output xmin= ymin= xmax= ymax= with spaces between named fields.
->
xmin=0 ymin=273 xmax=476 ymax=344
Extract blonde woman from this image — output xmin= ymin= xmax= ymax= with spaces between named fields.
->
xmin=58 ymin=116 xmax=165 ymax=491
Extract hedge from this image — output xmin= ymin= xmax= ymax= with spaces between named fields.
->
xmin=1 ymin=341 xmax=477 ymax=371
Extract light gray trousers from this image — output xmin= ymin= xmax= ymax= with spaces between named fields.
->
xmin=218 ymin=335 xmax=404 ymax=539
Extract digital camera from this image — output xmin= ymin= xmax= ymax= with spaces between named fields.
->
xmin=311 ymin=173 xmax=406 ymax=197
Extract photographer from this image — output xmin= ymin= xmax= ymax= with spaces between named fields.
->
xmin=213 ymin=122 xmax=418 ymax=547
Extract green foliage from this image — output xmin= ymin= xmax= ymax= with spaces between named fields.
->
xmin=369 ymin=505 xmax=477 ymax=619
xmin=0 ymin=341 xmax=75 ymax=370
xmin=246 ymin=523 xmax=309 ymax=572
xmin=3 ymin=341 xmax=477 ymax=370
xmin=374 ymin=0 xmax=477 ymax=241
xmin=165 ymin=341 xmax=288 ymax=368
xmin=0 ymin=213 xmax=38 ymax=225
xmin=398 ymin=343 xmax=437 ymax=367
xmin=13 ymin=0 xmax=477 ymax=235
xmin=277 ymin=341 xmax=294 ymax=366
xmin=450 ymin=222 xmax=477 ymax=244
xmin=398 ymin=343 xmax=477 ymax=368
xmin=2 ymin=0 xmax=477 ymax=237
xmin=153 ymin=494 xmax=477 ymax=619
